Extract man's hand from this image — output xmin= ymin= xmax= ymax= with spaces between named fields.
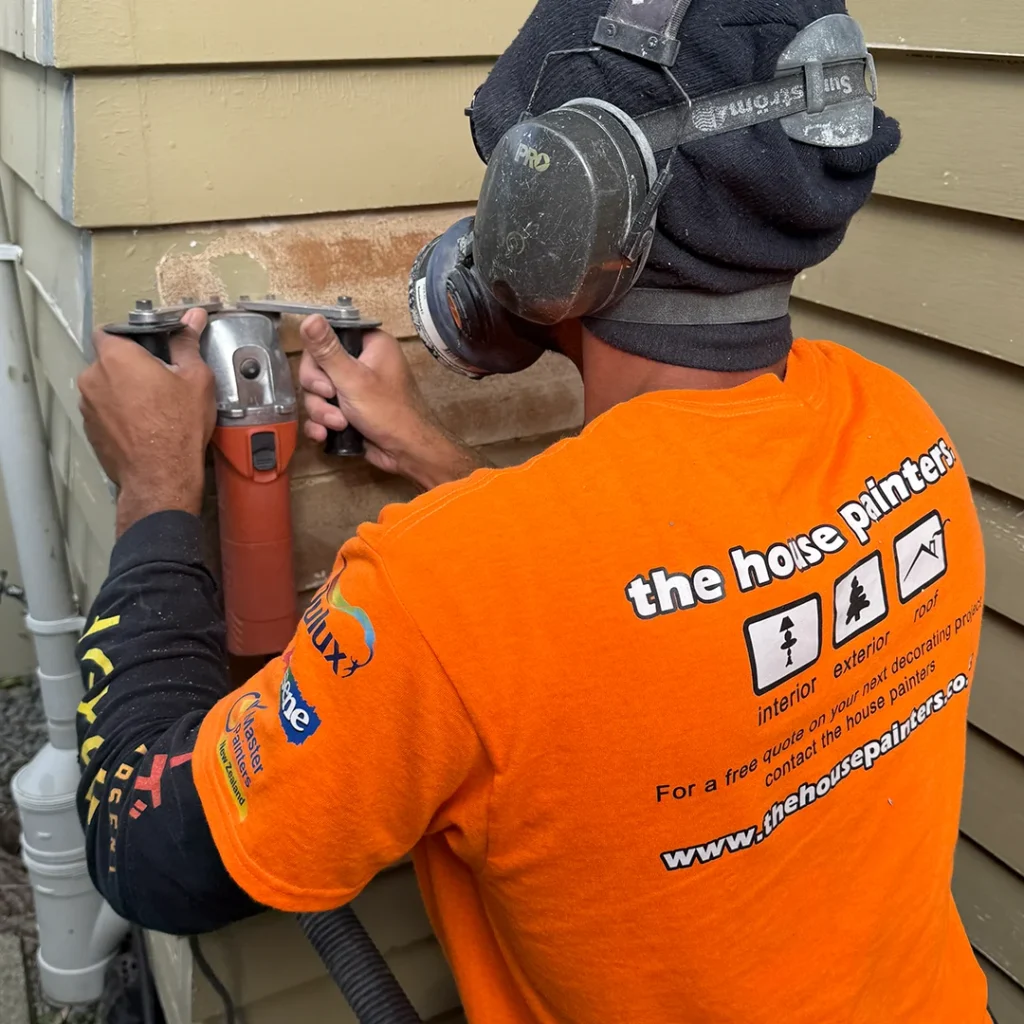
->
xmin=78 ymin=309 xmax=216 ymax=537
xmin=298 ymin=316 xmax=489 ymax=490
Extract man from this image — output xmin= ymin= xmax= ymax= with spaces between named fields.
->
xmin=75 ymin=1 xmax=992 ymax=1021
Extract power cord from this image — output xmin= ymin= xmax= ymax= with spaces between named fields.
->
xmin=189 ymin=935 xmax=238 ymax=1024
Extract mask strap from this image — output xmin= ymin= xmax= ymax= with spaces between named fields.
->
xmin=636 ymin=56 xmax=876 ymax=152
xmin=589 ymin=282 xmax=794 ymax=327
xmin=594 ymin=0 xmax=695 ymax=66
xmin=633 ymin=14 xmax=878 ymax=152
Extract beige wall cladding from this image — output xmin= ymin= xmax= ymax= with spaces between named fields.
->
xmin=973 ymin=485 xmax=1024 ymax=629
xmin=954 ymin=838 xmax=1024 ymax=987
xmin=791 ymin=301 xmax=1024 ymax=502
xmin=0 ymin=0 xmax=533 ymax=68
xmin=795 ymin=197 xmax=1024 ymax=368
xmin=6 ymin=47 xmax=1022 ymax=230
xmin=5 ymin=57 xmax=491 ymax=228
xmin=984 ymin=959 xmax=1024 ymax=1024
xmin=5 ymin=0 xmax=1020 ymax=70
xmin=962 ymin=728 xmax=1024 ymax=876
xmin=6 ymin=0 xmax=1022 ymax=70
xmin=872 ymin=53 xmax=1024 ymax=222
xmin=973 ymin=613 xmax=1024 ymax=757
xmin=857 ymin=0 xmax=1024 ymax=56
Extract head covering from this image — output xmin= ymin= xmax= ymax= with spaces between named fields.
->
xmin=469 ymin=0 xmax=901 ymax=370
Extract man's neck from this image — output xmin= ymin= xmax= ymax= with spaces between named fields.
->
xmin=576 ymin=326 xmax=788 ymax=423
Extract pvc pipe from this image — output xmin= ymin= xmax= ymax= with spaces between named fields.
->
xmin=0 ymin=179 xmax=83 ymax=752
xmin=22 ymin=847 xmax=129 ymax=1005
xmin=11 ymin=746 xmax=83 ymax=863
xmin=0 ymin=180 xmax=130 ymax=1006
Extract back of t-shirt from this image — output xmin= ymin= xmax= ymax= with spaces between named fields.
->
xmin=386 ymin=339 xmax=988 ymax=1023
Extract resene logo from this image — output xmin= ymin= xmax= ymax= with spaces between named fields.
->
xmin=279 ymin=671 xmax=322 ymax=746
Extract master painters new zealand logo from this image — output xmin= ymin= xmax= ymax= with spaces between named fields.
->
xmin=217 ymin=691 xmax=266 ymax=821
xmin=302 ymin=558 xmax=376 ymax=678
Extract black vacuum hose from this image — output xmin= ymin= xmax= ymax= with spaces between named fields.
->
xmin=298 ymin=907 xmax=423 ymax=1024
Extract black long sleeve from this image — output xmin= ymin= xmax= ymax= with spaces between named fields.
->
xmin=75 ymin=511 xmax=263 ymax=934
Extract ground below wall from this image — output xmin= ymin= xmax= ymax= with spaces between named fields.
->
xmin=0 ymin=678 xmax=99 ymax=1024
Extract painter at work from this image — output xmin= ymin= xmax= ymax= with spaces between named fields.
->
xmin=1 ymin=1 xmax=1021 ymax=1022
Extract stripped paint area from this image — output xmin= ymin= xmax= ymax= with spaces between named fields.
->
xmin=149 ymin=206 xmax=474 ymax=344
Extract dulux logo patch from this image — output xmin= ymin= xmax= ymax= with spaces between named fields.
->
xmin=279 ymin=671 xmax=322 ymax=746
xmin=302 ymin=559 xmax=376 ymax=678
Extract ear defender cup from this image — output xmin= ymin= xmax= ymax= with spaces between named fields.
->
xmin=409 ymin=217 xmax=549 ymax=378
xmin=472 ymin=98 xmax=659 ymax=325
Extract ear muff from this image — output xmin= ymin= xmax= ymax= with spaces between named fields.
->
xmin=472 ymin=98 xmax=659 ymax=325
xmin=408 ymin=100 xmax=660 ymax=378
xmin=409 ymin=217 xmax=549 ymax=379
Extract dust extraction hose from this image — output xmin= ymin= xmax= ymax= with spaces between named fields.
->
xmin=298 ymin=907 xmax=423 ymax=1024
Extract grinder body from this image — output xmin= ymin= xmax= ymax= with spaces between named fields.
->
xmin=202 ymin=312 xmax=299 ymax=657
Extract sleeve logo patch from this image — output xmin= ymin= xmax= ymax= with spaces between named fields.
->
xmin=217 ymin=691 xmax=267 ymax=820
xmin=279 ymin=671 xmax=322 ymax=745
xmin=301 ymin=558 xmax=376 ymax=678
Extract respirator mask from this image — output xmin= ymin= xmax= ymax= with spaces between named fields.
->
xmin=409 ymin=1 xmax=880 ymax=379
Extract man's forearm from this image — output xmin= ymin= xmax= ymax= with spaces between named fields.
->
xmin=76 ymin=511 xmax=261 ymax=933
xmin=114 ymin=469 xmax=205 ymax=538
xmin=401 ymin=427 xmax=494 ymax=491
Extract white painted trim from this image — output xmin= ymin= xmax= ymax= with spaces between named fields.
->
xmin=24 ymin=266 xmax=82 ymax=349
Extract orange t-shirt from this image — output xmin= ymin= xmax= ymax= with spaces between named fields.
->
xmin=195 ymin=339 xmax=989 ymax=1023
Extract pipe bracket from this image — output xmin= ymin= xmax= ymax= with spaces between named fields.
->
xmin=0 ymin=243 xmax=23 ymax=262
xmin=26 ymin=613 xmax=87 ymax=637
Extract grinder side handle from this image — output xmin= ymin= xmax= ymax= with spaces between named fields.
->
xmin=324 ymin=326 xmax=367 ymax=458
xmin=102 ymin=325 xmax=182 ymax=364
xmin=136 ymin=335 xmax=174 ymax=363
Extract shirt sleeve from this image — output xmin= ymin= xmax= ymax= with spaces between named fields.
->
xmin=192 ymin=528 xmax=490 ymax=912
xmin=75 ymin=511 xmax=263 ymax=934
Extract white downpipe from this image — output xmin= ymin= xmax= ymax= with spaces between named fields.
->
xmin=0 ymin=184 xmax=129 ymax=1002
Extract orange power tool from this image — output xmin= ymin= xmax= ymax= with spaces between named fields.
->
xmin=201 ymin=309 xmax=300 ymax=657
xmin=105 ymin=299 xmax=297 ymax=656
